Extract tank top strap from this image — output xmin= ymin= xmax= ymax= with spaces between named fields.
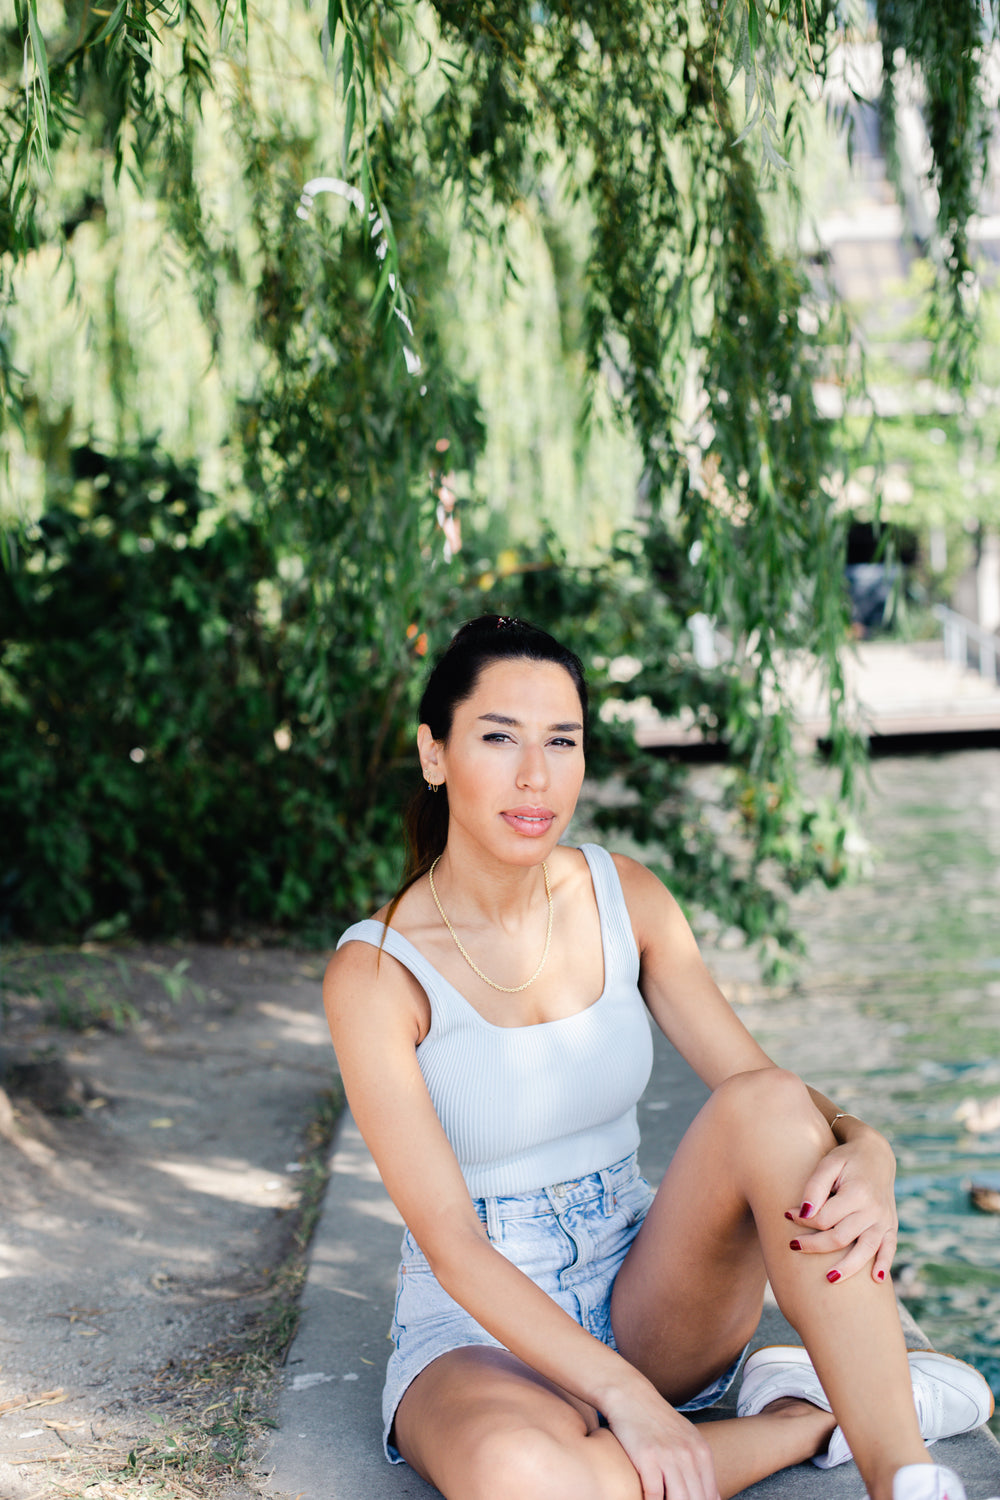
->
xmin=336 ymin=919 xmax=455 ymax=1004
xmin=578 ymin=844 xmax=641 ymax=984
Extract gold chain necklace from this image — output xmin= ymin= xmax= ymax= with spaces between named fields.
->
xmin=428 ymin=855 xmax=553 ymax=994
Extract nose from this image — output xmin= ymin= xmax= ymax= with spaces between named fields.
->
xmin=515 ymin=743 xmax=548 ymax=791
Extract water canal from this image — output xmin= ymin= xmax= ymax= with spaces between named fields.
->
xmin=706 ymin=749 xmax=1000 ymax=1432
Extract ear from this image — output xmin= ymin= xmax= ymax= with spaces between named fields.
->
xmin=417 ymin=723 xmax=444 ymax=787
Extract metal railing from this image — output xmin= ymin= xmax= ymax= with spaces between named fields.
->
xmin=934 ymin=604 xmax=999 ymax=684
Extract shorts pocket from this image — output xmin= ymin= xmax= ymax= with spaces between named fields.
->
xmin=615 ymin=1173 xmax=654 ymax=1227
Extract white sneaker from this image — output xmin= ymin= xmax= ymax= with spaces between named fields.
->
xmin=905 ymin=1351 xmax=996 ymax=1445
xmin=737 ymin=1344 xmax=995 ymax=1469
xmin=738 ymin=1344 xmax=831 ymax=1419
xmin=887 ymin=1462 xmax=1000 ymax=1500
xmin=891 ymin=1465 xmax=969 ymax=1500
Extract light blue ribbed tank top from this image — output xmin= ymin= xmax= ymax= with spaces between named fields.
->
xmin=336 ymin=844 xmax=654 ymax=1197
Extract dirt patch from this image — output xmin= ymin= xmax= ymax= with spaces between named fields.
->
xmin=0 ymin=943 xmax=338 ymax=1500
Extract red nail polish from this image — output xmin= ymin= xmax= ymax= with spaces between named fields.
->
xmin=784 ymin=1211 xmax=794 ymax=1221
xmin=827 ymin=1269 xmax=841 ymax=1283
xmin=877 ymin=1270 xmax=886 ymax=1282
xmin=800 ymin=1201 xmax=815 ymax=1218
xmin=789 ymin=1239 xmax=801 ymax=1251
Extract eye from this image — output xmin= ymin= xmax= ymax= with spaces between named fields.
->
xmin=482 ymin=732 xmax=512 ymax=744
xmin=550 ymin=736 xmax=579 ymax=748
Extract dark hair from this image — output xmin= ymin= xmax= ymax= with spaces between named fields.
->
xmin=382 ymin=616 xmax=588 ymax=930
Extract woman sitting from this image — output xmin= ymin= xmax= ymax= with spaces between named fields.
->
xmin=325 ymin=615 xmax=995 ymax=1500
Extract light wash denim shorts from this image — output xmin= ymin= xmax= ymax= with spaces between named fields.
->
xmin=382 ymin=1150 xmax=743 ymax=1463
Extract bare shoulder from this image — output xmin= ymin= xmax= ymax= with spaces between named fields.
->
xmin=608 ymin=850 xmax=684 ymax=910
xmin=322 ymin=934 xmax=381 ymax=998
xmin=323 ymin=933 xmax=429 ymax=1047
xmin=607 ymin=852 xmax=695 ymax=951
xmin=608 ymin=850 xmax=666 ymax=897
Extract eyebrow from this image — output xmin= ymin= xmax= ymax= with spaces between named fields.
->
xmin=477 ymin=713 xmax=584 ymax=733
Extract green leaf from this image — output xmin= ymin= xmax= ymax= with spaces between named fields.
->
xmin=727 ymin=8 xmax=752 ymax=88
xmin=26 ymin=1 xmax=50 ymax=111
xmin=94 ymin=0 xmax=127 ymax=45
xmin=747 ymin=0 xmax=759 ymax=53
xmin=733 ymin=95 xmax=763 ymax=146
xmin=124 ymin=32 xmax=154 ymax=65
xmin=760 ymin=117 xmax=790 ymax=171
xmin=744 ymin=56 xmax=757 ymax=114
xmin=343 ymin=82 xmax=356 ymax=163
xmin=369 ymin=252 xmax=393 ymax=320
xmin=327 ymin=0 xmax=342 ymax=53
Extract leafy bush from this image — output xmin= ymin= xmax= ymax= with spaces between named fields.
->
xmin=0 ymin=441 xmax=422 ymax=937
xmin=2 ymin=444 xmax=263 ymax=933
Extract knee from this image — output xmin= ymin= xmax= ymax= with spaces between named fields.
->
xmin=713 ymin=1066 xmax=824 ymax=1142
xmin=466 ymin=1426 xmax=590 ymax=1500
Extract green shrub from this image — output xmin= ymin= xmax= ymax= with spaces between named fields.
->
xmin=0 ymin=441 xmax=418 ymax=937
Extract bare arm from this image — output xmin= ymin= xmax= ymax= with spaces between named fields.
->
xmin=613 ymin=854 xmax=898 ymax=1282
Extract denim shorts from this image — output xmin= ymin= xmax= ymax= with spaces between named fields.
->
xmin=382 ymin=1151 xmax=743 ymax=1462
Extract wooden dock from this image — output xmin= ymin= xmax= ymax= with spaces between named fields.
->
xmin=635 ymin=639 xmax=1000 ymax=751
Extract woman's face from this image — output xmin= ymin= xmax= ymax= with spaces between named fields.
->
xmin=419 ymin=657 xmax=586 ymax=866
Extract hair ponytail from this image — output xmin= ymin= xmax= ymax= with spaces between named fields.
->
xmin=380 ymin=783 xmax=450 ymax=933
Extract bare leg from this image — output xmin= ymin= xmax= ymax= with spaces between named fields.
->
xmin=394 ymin=1346 xmax=838 ymax=1500
xmin=612 ymin=1067 xmax=930 ymax=1500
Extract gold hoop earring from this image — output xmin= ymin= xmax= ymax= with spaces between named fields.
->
xmin=425 ymin=780 xmax=439 ymax=793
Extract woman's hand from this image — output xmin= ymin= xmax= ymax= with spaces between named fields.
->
xmin=785 ymin=1120 xmax=898 ymax=1285
xmin=601 ymin=1380 xmax=721 ymax=1500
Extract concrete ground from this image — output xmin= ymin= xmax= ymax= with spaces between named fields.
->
xmin=262 ymin=1033 xmax=1000 ymax=1499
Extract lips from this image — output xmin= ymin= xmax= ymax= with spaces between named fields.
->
xmin=501 ymin=807 xmax=555 ymax=837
